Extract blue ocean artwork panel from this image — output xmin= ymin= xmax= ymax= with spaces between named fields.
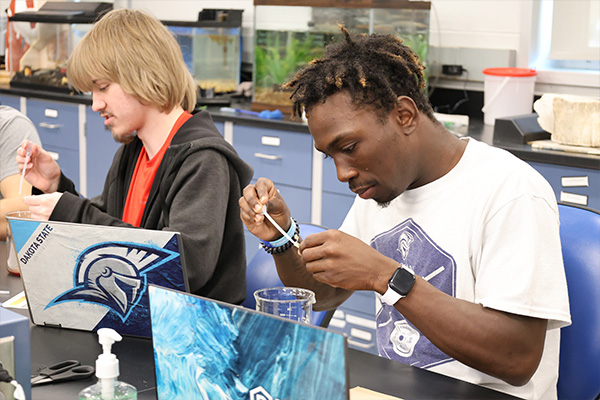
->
xmin=149 ymin=286 xmax=348 ymax=400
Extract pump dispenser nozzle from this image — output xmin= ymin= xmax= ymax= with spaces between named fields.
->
xmin=96 ymin=328 xmax=121 ymax=380
xmin=79 ymin=328 xmax=137 ymax=400
xmin=99 ymin=328 xmax=122 ymax=352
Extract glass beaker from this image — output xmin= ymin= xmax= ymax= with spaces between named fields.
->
xmin=254 ymin=287 xmax=315 ymax=324
xmin=5 ymin=210 xmax=32 ymax=275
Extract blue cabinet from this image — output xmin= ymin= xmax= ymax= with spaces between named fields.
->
xmin=85 ymin=109 xmax=121 ymax=198
xmin=213 ymin=121 xmax=224 ymax=136
xmin=321 ymin=191 xmax=355 ymax=229
xmin=328 ymin=291 xmax=378 ymax=355
xmin=319 ymin=156 xmax=378 ymax=354
xmin=0 ymin=94 xmax=22 ymax=111
xmin=321 ymin=156 xmax=355 ymax=229
xmin=244 ymin=229 xmax=262 ymax=267
xmin=229 ymin=125 xmax=377 ymax=353
xmin=233 ymin=124 xmax=314 ymax=262
xmin=25 ymin=98 xmax=80 ymax=189
xmin=233 ymin=124 xmax=313 ymax=189
xmin=529 ymin=161 xmax=600 ymax=211
xmin=26 ymin=99 xmax=78 ymax=149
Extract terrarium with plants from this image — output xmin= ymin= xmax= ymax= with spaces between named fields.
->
xmin=252 ymin=1 xmax=431 ymax=116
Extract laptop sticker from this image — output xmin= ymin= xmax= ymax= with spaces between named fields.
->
xmin=8 ymin=218 xmax=187 ymax=337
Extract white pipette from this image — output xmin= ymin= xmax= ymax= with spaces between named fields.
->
xmin=260 ymin=205 xmax=300 ymax=248
xmin=18 ymin=145 xmax=32 ymax=195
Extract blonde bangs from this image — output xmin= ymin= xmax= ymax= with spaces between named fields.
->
xmin=67 ymin=35 xmax=116 ymax=93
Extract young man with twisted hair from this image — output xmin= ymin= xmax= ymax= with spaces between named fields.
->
xmin=17 ymin=9 xmax=253 ymax=303
xmin=240 ymin=26 xmax=570 ymax=398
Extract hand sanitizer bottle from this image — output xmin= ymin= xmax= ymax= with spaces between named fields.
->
xmin=79 ymin=328 xmax=137 ymax=400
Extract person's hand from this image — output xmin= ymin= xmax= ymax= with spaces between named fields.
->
xmin=22 ymin=193 xmax=63 ymax=220
xmin=239 ymin=177 xmax=292 ymax=242
xmin=16 ymin=140 xmax=61 ymax=193
xmin=299 ymin=229 xmax=397 ymax=293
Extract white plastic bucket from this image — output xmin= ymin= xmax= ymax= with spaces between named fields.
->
xmin=482 ymin=68 xmax=537 ymax=125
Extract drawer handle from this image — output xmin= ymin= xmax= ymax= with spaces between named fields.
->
xmin=347 ymin=339 xmax=375 ymax=349
xmin=39 ymin=122 xmax=61 ymax=129
xmin=254 ymin=152 xmax=282 ymax=161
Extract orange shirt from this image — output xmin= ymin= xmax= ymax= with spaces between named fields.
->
xmin=122 ymin=111 xmax=192 ymax=227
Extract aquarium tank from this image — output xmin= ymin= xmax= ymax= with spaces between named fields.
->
xmin=7 ymin=2 xmax=112 ymax=92
xmin=253 ymin=0 xmax=431 ymax=115
xmin=163 ymin=9 xmax=243 ymax=96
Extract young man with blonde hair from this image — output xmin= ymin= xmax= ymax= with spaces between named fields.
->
xmin=18 ymin=9 xmax=252 ymax=303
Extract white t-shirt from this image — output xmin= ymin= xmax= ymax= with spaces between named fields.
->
xmin=340 ymin=138 xmax=571 ymax=399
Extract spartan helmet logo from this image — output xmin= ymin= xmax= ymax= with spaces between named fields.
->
xmin=397 ymin=231 xmax=414 ymax=261
xmin=46 ymin=242 xmax=177 ymax=321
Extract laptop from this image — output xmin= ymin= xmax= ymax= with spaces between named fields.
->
xmin=7 ymin=216 xmax=188 ymax=337
xmin=148 ymin=285 xmax=349 ymax=400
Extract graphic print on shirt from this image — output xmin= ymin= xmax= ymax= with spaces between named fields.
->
xmin=371 ymin=218 xmax=457 ymax=368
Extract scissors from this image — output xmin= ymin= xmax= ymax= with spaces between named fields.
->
xmin=31 ymin=359 xmax=95 ymax=386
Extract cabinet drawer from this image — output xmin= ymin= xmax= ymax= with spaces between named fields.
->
xmin=275 ymin=184 xmax=312 ymax=224
xmin=26 ymin=99 xmax=79 ymax=151
xmin=233 ymin=125 xmax=313 ymax=188
xmin=44 ymin=145 xmax=80 ymax=189
xmin=213 ymin=121 xmax=225 ymax=136
xmin=0 ymin=94 xmax=22 ymax=111
xmin=529 ymin=161 xmax=600 ymax=211
xmin=341 ymin=291 xmax=376 ymax=315
xmin=328 ymin=307 xmax=378 ymax=355
xmin=244 ymin=228 xmax=261 ymax=265
xmin=322 ymin=156 xmax=353 ymax=196
xmin=321 ymin=191 xmax=355 ymax=229
xmin=86 ymin=109 xmax=120 ymax=198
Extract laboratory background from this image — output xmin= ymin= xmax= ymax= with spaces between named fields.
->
xmin=0 ymin=1 xmax=598 ymax=399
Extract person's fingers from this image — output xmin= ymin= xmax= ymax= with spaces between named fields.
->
xmin=239 ymin=195 xmax=265 ymax=225
xmin=253 ymin=178 xmax=274 ymax=207
xmin=241 ymin=184 xmax=266 ymax=220
xmin=22 ymin=195 xmax=38 ymax=206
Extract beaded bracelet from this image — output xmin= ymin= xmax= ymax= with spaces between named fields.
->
xmin=261 ymin=218 xmax=300 ymax=254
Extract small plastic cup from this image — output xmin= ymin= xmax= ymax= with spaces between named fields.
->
xmin=254 ymin=287 xmax=315 ymax=324
xmin=5 ymin=210 xmax=32 ymax=275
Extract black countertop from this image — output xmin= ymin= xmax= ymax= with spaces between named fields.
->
xmin=1 ymin=86 xmax=598 ymax=171
xmin=209 ymin=107 xmax=599 ymax=171
xmin=0 ymin=85 xmax=92 ymax=105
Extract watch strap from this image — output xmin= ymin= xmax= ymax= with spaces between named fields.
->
xmin=381 ymin=285 xmax=403 ymax=306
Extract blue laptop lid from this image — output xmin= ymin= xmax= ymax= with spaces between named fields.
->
xmin=148 ymin=285 xmax=349 ymax=400
xmin=8 ymin=217 xmax=188 ymax=337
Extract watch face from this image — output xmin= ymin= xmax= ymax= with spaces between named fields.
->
xmin=389 ymin=267 xmax=416 ymax=296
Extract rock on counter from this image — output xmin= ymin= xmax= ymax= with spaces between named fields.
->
xmin=535 ymin=94 xmax=600 ymax=147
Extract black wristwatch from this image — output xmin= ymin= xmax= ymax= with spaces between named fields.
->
xmin=381 ymin=265 xmax=416 ymax=305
